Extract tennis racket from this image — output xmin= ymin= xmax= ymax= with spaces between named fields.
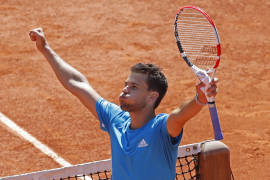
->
xmin=174 ymin=6 xmax=223 ymax=140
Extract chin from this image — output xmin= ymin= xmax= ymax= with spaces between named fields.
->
xmin=120 ymin=103 xmax=131 ymax=112
xmin=120 ymin=102 xmax=134 ymax=112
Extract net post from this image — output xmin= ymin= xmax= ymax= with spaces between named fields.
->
xmin=199 ymin=140 xmax=231 ymax=180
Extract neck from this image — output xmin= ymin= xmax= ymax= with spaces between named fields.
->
xmin=129 ymin=107 xmax=155 ymax=130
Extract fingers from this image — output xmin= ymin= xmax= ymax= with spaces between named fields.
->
xmin=206 ymin=83 xmax=217 ymax=97
xmin=195 ymin=82 xmax=207 ymax=104
xmin=210 ymin=77 xmax=219 ymax=85
xmin=195 ymin=77 xmax=219 ymax=103
xmin=206 ymin=77 xmax=218 ymax=97
xmin=29 ymin=31 xmax=36 ymax=41
xmin=30 ymin=27 xmax=43 ymax=34
xmin=29 ymin=27 xmax=44 ymax=41
xmin=29 ymin=27 xmax=48 ymax=51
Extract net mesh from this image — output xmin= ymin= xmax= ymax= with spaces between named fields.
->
xmin=58 ymin=171 xmax=111 ymax=180
xmin=52 ymin=154 xmax=200 ymax=180
xmin=1 ymin=143 xmax=201 ymax=180
xmin=176 ymin=154 xmax=200 ymax=180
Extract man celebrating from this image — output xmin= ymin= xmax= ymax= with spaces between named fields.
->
xmin=29 ymin=27 xmax=217 ymax=180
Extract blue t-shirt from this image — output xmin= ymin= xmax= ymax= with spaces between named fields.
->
xmin=96 ymin=98 xmax=183 ymax=180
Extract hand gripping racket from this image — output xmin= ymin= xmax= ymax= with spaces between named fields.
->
xmin=174 ymin=6 xmax=223 ymax=140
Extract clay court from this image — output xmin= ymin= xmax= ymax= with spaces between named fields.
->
xmin=0 ymin=0 xmax=269 ymax=179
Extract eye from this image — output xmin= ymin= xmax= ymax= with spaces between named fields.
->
xmin=131 ymin=85 xmax=137 ymax=90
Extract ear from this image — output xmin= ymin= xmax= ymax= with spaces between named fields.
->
xmin=149 ymin=91 xmax=159 ymax=102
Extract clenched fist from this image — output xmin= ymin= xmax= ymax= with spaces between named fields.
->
xmin=29 ymin=27 xmax=48 ymax=52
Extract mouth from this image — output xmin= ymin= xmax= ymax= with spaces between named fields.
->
xmin=119 ymin=93 xmax=129 ymax=100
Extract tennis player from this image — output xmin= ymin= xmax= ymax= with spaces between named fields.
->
xmin=29 ymin=28 xmax=218 ymax=180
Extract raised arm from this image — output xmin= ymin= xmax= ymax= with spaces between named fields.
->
xmin=166 ymin=80 xmax=218 ymax=138
xmin=29 ymin=27 xmax=101 ymax=118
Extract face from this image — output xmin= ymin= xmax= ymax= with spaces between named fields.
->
xmin=119 ymin=72 xmax=153 ymax=112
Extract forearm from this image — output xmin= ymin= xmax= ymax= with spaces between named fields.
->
xmin=167 ymin=80 xmax=218 ymax=138
xmin=29 ymin=28 xmax=101 ymax=117
xmin=167 ymin=96 xmax=204 ymax=137
xmin=175 ymin=97 xmax=204 ymax=123
xmin=40 ymin=44 xmax=88 ymax=91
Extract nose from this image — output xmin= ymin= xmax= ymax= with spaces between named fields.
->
xmin=122 ymin=86 xmax=129 ymax=94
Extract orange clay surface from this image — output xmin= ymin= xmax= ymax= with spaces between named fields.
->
xmin=0 ymin=0 xmax=269 ymax=179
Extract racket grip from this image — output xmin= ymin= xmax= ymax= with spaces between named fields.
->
xmin=208 ymin=102 xmax=224 ymax=140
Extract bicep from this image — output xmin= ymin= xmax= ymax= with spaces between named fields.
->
xmin=68 ymin=80 xmax=101 ymax=118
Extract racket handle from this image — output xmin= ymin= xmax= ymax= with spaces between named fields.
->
xmin=208 ymin=102 xmax=224 ymax=140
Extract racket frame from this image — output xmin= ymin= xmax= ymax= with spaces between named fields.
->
xmin=174 ymin=6 xmax=224 ymax=140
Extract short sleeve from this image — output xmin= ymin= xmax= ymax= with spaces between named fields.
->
xmin=96 ymin=98 xmax=128 ymax=134
xmin=160 ymin=117 xmax=183 ymax=149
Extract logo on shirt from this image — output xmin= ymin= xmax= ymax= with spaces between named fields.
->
xmin=138 ymin=139 xmax=148 ymax=148
xmin=101 ymin=123 xmax=105 ymax=128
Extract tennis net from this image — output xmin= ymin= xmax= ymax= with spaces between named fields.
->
xmin=2 ymin=141 xmax=230 ymax=180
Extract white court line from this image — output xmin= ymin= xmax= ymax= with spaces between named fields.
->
xmin=0 ymin=112 xmax=72 ymax=167
xmin=0 ymin=112 xmax=92 ymax=180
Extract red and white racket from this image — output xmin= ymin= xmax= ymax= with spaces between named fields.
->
xmin=174 ymin=6 xmax=223 ymax=140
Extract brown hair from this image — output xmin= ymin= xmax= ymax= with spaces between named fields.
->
xmin=131 ymin=63 xmax=168 ymax=109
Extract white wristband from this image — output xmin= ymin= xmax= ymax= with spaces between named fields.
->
xmin=195 ymin=94 xmax=207 ymax=106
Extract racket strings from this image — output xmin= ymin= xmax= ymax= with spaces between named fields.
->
xmin=176 ymin=10 xmax=219 ymax=69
